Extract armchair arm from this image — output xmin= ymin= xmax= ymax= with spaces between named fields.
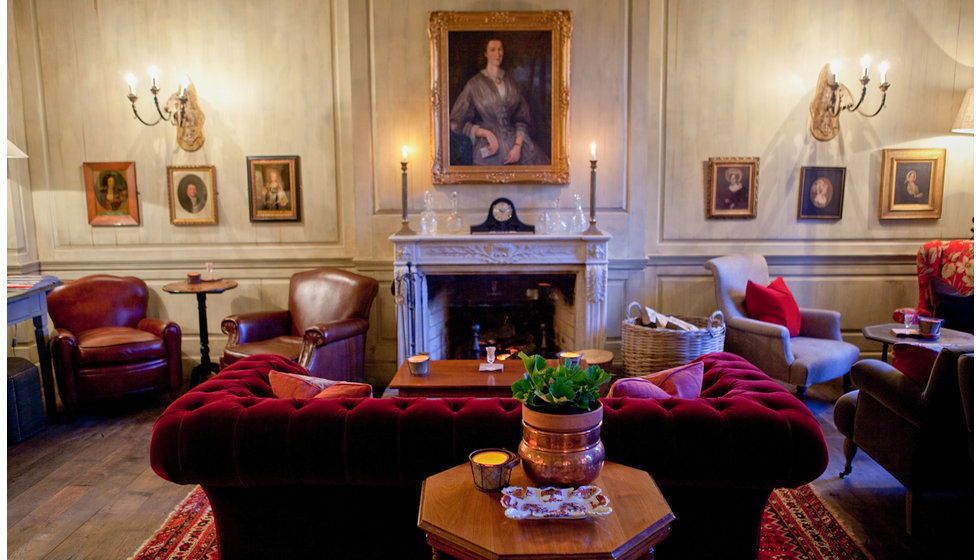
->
xmin=138 ymin=318 xmax=180 ymax=339
xmin=221 ymin=310 xmax=291 ymax=345
xmin=302 ymin=318 xmax=370 ymax=347
xmin=850 ymin=358 xmax=923 ymax=425
xmin=798 ymin=308 xmax=842 ymax=340
xmin=49 ymin=327 xmax=80 ymax=406
xmin=723 ymin=315 xmax=794 ymax=373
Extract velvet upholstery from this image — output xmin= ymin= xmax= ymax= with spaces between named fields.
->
xmin=47 ymin=275 xmax=182 ymax=413
xmin=151 ymin=352 xmax=827 ymax=560
xmin=219 ymin=268 xmax=378 ymax=382
xmin=705 ymin=254 xmax=859 ymax=397
xmin=834 ymin=345 xmax=973 ymax=533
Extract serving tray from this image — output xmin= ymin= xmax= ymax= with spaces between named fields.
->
xmin=500 ymin=485 xmax=612 ymax=520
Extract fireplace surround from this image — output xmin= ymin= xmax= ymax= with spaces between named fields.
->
xmin=390 ymin=233 xmax=610 ymax=363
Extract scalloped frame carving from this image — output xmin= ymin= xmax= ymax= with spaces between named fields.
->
xmin=429 ymin=10 xmax=571 ymax=185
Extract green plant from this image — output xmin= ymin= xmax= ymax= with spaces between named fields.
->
xmin=511 ymin=352 xmax=612 ymax=413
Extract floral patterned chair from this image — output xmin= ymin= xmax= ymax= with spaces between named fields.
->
xmin=893 ymin=240 xmax=974 ymax=333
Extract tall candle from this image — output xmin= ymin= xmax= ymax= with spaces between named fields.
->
xmin=830 ymin=61 xmax=840 ymax=84
xmin=589 ymin=142 xmax=597 ymax=225
xmin=125 ymin=73 xmax=137 ymax=96
xmin=590 ymin=142 xmax=596 ymax=162
xmin=148 ymin=65 xmax=159 ymax=89
xmin=879 ymin=61 xmax=888 ymax=84
xmin=401 ymin=146 xmax=409 ymax=224
xmin=861 ymin=55 xmax=871 ymax=79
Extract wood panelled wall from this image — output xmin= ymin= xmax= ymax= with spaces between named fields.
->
xmin=7 ymin=0 xmax=974 ymax=386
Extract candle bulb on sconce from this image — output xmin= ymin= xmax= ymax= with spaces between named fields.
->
xmin=584 ymin=141 xmax=602 ymax=235
xmin=808 ymin=56 xmax=892 ymax=141
xmin=396 ymin=144 xmax=415 ymax=235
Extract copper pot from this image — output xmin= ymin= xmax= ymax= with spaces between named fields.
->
xmin=518 ymin=404 xmax=604 ymax=487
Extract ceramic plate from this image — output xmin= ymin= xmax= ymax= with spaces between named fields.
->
xmin=499 ymin=485 xmax=612 ymax=520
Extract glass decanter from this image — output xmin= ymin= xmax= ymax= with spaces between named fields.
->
xmin=444 ymin=191 xmax=464 ymax=234
xmin=420 ymin=191 xmax=438 ymax=235
xmin=569 ymin=194 xmax=588 ymax=234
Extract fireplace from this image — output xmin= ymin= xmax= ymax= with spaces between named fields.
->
xmin=391 ymin=233 xmax=609 ymax=363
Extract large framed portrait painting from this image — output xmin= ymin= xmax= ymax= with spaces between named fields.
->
xmin=168 ymin=166 xmax=217 ymax=225
xmin=83 ymin=161 xmax=139 ymax=226
xmin=879 ymin=148 xmax=946 ymax=219
xmin=705 ymin=157 xmax=759 ymax=219
xmin=247 ymin=156 xmax=301 ymax=222
xmin=429 ymin=11 xmax=571 ymax=184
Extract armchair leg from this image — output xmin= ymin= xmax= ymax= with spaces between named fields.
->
xmin=839 ymin=438 xmax=856 ymax=477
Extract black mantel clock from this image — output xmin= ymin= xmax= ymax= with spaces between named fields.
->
xmin=470 ymin=197 xmax=535 ymax=233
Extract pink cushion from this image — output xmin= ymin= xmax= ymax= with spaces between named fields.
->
xmin=891 ymin=343 xmax=939 ymax=386
xmin=745 ymin=276 xmax=802 ymax=336
xmin=269 ymin=370 xmax=372 ymax=399
xmin=607 ymin=362 xmax=704 ymax=399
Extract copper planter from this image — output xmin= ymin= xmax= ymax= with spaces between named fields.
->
xmin=518 ymin=404 xmax=605 ymax=487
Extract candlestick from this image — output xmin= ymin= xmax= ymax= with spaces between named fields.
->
xmin=584 ymin=150 xmax=602 ymax=235
xmin=396 ymin=147 xmax=415 ymax=235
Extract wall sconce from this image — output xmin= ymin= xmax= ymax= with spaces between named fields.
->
xmin=124 ymin=66 xmax=206 ymax=151
xmin=952 ymin=88 xmax=973 ymax=134
xmin=809 ymin=57 xmax=890 ymax=141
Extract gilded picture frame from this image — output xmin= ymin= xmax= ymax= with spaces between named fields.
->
xmin=83 ymin=161 xmax=139 ymax=226
xmin=706 ymin=157 xmax=759 ymax=219
xmin=797 ymin=166 xmax=845 ymax=220
xmin=168 ymin=166 xmax=217 ymax=225
xmin=247 ymin=155 xmax=301 ymax=222
xmin=429 ymin=10 xmax=571 ymax=184
xmin=879 ymin=148 xmax=946 ymax=220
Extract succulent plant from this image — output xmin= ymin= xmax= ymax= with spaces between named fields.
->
xmin=510 ymin=351 xmax=612 ymax=413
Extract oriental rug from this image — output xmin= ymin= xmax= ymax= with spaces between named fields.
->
xmin=131 ymin=484 xmax=869 ymax=559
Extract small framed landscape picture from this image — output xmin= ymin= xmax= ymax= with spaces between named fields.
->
xmin=706 ymin=157 xmax=759 ymax=219
xmin=247 ymin=155 xmax=301 ymax=222
xmin=879 ymin=148 xmax=946 ymax=220
xmin=83 ymin=161 xmax=139 ymax=226
xmin=167 ymin=166 xmax=217 ymax=225
xmin=797 ymin=166 xmax=845 ymax=220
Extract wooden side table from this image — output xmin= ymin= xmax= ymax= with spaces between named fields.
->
xmin=163 ymin=279 xmax=238 ymax=386
xmin=862 ymin=323 xmax=974 ymax=362
xmin=419 ymin=461 xmax=674 ymax=560
xmin=7 ymin=275 xmax=62 ymax=419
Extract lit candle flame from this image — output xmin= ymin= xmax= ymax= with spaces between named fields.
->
xmin=590 ymin=142 xmax=596 ymax=161
xmin=830 ymin=61 xmax=840 ymax=84
xmin=878 ymin=61 xmax=888 ymax=84
xmin=148 ymin=65 xmax=159 ymax=88
xmin=861 ymin=54 xmax=871 ymax=78
xmin=401 ymin=145 xmax=408 ymax=163
xmin=125 ymin=73 xmax=137 ymax=95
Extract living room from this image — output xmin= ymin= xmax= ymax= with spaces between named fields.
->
xmin=7 ymin=0 xmax=974 ymax=559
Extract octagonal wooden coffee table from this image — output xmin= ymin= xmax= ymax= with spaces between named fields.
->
xmin=418 ymin=461 xmax=674 ymax=560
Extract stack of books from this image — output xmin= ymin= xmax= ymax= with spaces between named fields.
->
xmin=7 ymin=275 xmax=44 ymax=290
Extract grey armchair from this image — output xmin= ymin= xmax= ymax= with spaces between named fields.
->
xmin=705 ymin=254 xmax=858 ymax=398
xmin=834 ymin=345 xmax=973 ymax=534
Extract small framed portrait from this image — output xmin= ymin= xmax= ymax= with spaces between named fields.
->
xmin=247 ymin=156 xmax=301 ymax=222
xmin=429 ymin=10 xmax=571 ymax=184
xmin=167 ymin=166 xmax=217 ymax=225
xmin=706 ymin=157 xmax=759 ymax=219
xmin=797 ymin=166 xmax=845 ymax=220
xmin=879 ymin=148 xmax=946 ymax=219
xmin=83 ymin=161 xmax=139 ymax=226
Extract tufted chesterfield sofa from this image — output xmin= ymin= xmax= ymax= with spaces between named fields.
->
xmin=151 ymin=352 xmax=827 ymax=560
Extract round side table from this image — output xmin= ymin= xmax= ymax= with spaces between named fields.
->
xmin=163 ymin=279 xmax=238 ymax=386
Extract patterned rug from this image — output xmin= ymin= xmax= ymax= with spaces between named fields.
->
xmin=131 ymin=484 xmax=869 ymax=559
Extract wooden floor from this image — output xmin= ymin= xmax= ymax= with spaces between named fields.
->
xmin=6 ymin=380 xmax=974 ymax=559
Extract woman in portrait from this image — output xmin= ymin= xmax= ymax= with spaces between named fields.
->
xmin=449 ymin=38 xmax=549 ymax=166
xmin=261 ymin=167 xmax=290 ymax=210
xmin=719 ymin=167 xmax=747 ymax=210
xmin=97 ymin=172 xmax=129 ymax=215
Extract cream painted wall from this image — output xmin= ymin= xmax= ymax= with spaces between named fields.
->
xmin=7 ymin=0 xmax=974 ymax=386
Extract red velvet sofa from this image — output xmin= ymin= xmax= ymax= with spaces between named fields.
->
xmin=150 ymin=352 xmax=827 ymax=560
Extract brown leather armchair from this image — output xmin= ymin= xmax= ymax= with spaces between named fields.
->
xmin=47 ymin=275 xmax=182 ymax=413
xmin=219 ymin=268 xmax=379 ymax=382
xmin=834 ymin=345 xmax=973 ymax=534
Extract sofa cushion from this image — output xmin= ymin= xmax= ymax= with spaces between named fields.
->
xmin=607 ymin=362 xmax=704 ymax=399
xmin=891 ymin=343 xmax=939 ymax=387
xmin=745 ymin=276 xmax=802 ymax=336
xmin=270 ymin=370 xmax=373 ymax=399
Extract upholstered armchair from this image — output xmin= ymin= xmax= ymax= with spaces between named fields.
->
xmin=893 ymin=239 xmax=974 ymax=333
xmin=220 ymin=268 xmax=378 ymax=382
xmin=705 ymin=254 xmax=859 ymax=398
xmin=834 ymin=345 xmax=973 ymax=533
xmin=47 ymin=275 xmax=182 ymax=414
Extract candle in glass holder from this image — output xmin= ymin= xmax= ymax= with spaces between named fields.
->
xmin=558 ymin=351 xmax=582 ymax=368
xmin=472 ymin=450 xmax=509 ymax=466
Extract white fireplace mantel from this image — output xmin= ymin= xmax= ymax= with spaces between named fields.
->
xmin=390 ymin=233 xmax=610 ymax=363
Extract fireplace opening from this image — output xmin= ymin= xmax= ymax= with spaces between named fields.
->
xmin=426 ymin=274 xmax=576 ymax=360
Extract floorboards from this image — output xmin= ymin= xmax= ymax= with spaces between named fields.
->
xmin=6 ymin=378 xmax=974 ymax=559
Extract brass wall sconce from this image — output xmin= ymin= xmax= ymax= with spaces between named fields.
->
xmin=124 ymin=66 xmax=205 ymax=151
xmin=809 ymin=57 xmax=890 ymax=141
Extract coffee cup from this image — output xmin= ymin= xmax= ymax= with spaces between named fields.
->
xmin=918 ymin=317 xmax=943 ymax=336
xmin=407 ymin=354 xmax=430 ymax=376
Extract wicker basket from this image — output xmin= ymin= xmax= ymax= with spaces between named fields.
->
xmin=621 ymin=302 xmax=726 ymax=376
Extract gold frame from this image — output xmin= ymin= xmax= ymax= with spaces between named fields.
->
xmin=706 ymin=157 xmax=759 ymax=219
xmin=83 ymin=161 xmax=139 ymax=226
xmin=247 ymin=155 xmax=301 ymax=222
xmin=167 ymin=166 xmax=217 ymax=225
xmin=879 ymin=148 xmax=946 ymax=220
xmin=429 ymin=10 xmax=571 ymax=184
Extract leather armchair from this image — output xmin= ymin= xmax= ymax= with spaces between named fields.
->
xmin=219 ymin=268 xmax=379 ymax=382
xmin=705 ymin=254 xmax=859 ymax=398
xmin=47 ymin=275 xmax=182 ymax=413
xmin=892 ymin=239 xmax=973 ymax=333
xmin=834 ymin=345 xmax=973 ymax=533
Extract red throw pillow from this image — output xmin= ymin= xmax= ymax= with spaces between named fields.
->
xmin=745 ymin=276 xmax=802 ymax=336
xmin=269 ymin=370 xmax=373 ymax=399
xmin=607 ymin=362 xmax=704 ymax=399
xmin=891 ymin=343 xmax=939 ymax=387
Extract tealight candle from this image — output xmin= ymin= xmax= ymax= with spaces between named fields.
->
xmin=558 ymin=351 xmax=582 ymax=368
xmin=472 ymin=451 xmax=509 ymax=466
xmin=407 ymin=354 xmax=429 ymax=376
